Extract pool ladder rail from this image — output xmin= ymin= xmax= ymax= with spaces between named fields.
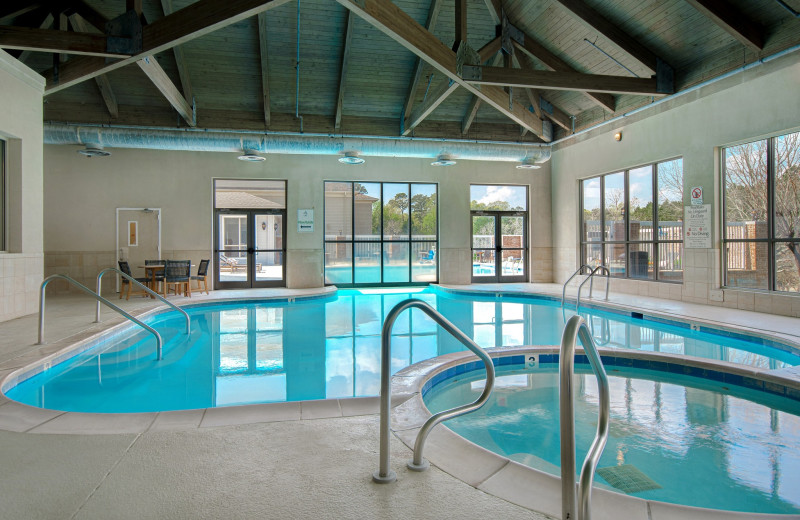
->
xmin=95 ymin=267 xmax=190 ymax=336
xmin=562 ymin=264 xmax=610 ymax=309
xmin=373 ymin=298 xmax=496 ymax=484
xmin=37 ymin=270 xmax=190 ymax=361
xmin=560 ymin=315 xmax=611 ymax=520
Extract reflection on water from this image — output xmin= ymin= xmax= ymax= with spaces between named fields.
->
xmin=7 ymin=288 xmax=800 ymax=413
xmin=426 ymin=368 xmax=800 ymax=514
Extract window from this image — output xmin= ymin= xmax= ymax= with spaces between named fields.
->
xmin=580 ymin=158 xmax=683 ymax=282
xmin=723 ymin=131 xmax=800 ymax=293
xmin=324 ymin=181 xmax=437 ymax=286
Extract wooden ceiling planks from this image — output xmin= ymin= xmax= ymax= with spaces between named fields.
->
xmin=5 ymin=0 xmax=798 ymax=141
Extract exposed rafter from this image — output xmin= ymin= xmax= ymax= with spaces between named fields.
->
xmin=454 ymin=0 xmax=467 ymax=46
xmin=336 ymin=0 xmax=548 ymax=140
xmin=515 ymin=53 xmax=572 ymax=132
xmin=0 ymin=26 xmax=132 ymax=58
xmin=552 ymin=0 xmax=666 ymax=76
xmin=0 ymin=3 xmax=42 ymax=25
xmin=44 ymin=0 xmax=294 ymax=93
xmin=18 ymin=12 xmax=54 ymax=64
xmin=137 ymin=55 xmax=195 ymax=127
xmin=461 ymin=95 xmax=481 ymax=135
xmin=65 ymin=1 xmax=110 ymax=32
xmin=401 ymin=0 xmax=443 ymax=127
xmin=257 ymin=11 xmax=271 ymax=127
xmin=161 ymin=0 xmax=194 ymax=102
xmin=462 ymin=52 xmax=502 ymax=135
xmin=402 ymin=79 xmax=459 ymax=136
xmin=462 ymin=65 xmax=668 ymax=96
xmin=683 ymin=0 xmax=764 ymax=51
xmin=477 ymin=36 xmax=501 ymax=63
xmin=68 ymin=14 xmax=119 ymax=119
xmin=335 ymin=11 xmax=354 ymax=130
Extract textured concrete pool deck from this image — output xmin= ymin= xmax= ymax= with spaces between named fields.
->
xmin=0 ymin=284 xmax=798 ymax=519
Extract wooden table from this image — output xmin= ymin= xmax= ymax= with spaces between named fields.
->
xmin=139 ymin=264 xmax=195 ymax=298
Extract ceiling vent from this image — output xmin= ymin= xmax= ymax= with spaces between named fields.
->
xmin=237 ymin=149 xmax=266 ymax=162
xmin=338 ymin=151 xmax=365 ymax=165
xmin=77 ymin=146 xmax=111 ymax=158
xmin=431 ymin=154 xmax=456 ymax=166
xmin=516 ymin=157 xmax=541 ymax=169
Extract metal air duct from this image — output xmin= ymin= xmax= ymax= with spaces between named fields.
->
xmin=44 ymin=123 xmax=551 ymax=165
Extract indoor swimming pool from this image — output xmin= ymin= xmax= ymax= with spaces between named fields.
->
xmin=424 ymin=362 xmax=800 ymax=514
xmin=4 ymin=287 xmax=800 ymax=413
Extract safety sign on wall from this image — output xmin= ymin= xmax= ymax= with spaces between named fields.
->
xmin=684 ymin=204 xmax=711 ymax=248
xmin=690 ymin=186 xmax=703 ymax=205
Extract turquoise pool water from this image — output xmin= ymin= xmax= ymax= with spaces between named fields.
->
xmin=424 ymin=364 xmax=800 ymax=514
xmin=5 ymin=287 xmax=800 ymax=412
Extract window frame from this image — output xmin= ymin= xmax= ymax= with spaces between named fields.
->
xmin=579 ymin=157 xmax=684 ymax=283
xmin=722 ymin=130 xmax=800 ymax=293
xmin=323 ymin=180 xmax=438 ymax=287
xmin=0 ymin=138 xmax=5 ymax=252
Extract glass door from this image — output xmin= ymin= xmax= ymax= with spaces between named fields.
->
xmin=471 ymin=212 xmax=527 ymax=283
xmin=216 ymin=210 xmax=285 ymax=288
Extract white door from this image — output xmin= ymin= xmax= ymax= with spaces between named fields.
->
xmin=117 ymin=208 xmax=161 ymax=291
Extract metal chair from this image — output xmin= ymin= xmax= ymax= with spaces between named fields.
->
xmin=117 ymin=261 xmax=150 ymax=300
xmin=191 ymin=259 xmax=210 ymax=294
xmin=163 ymin=260 xmax=191 ymax=297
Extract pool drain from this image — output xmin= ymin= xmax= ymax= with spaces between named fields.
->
xmin=597 ymin=464 xmax=661 ymax=493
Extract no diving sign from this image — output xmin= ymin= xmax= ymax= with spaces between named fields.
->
xmin=690 ymin=186 xmax=703 ymax=205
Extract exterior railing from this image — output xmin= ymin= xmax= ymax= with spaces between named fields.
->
xmin=560 ymin=315 xmax=610 ymax=520
xmin=38 ymin=274 xmax=164 ymax=360
xmin=373 ymin=298 xmax=495 ymax=483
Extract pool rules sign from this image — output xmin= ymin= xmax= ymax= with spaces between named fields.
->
xmin=685 ymin=204 xmax=711 ymax=248
xmin=297 ymin=209 xmax=314 ymax=233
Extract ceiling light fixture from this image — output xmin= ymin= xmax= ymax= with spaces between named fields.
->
xmin=237 ymin=149 xmax=266 ymax=162
xmin=516 ymin=158 xmax=541 ymax=170
xmin=338 ymin=151 xmax=365 ymax=165
xmin=431 ymin=154 xmax=456 ymax=166
xmin=77 ymin=145 xmax=111 ymax=158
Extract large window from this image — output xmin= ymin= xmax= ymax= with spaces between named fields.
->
xmin=324 ymin=181 xmax=437 ymax=286
xmin=580 ymin=158 xmax=683 ymax=282
xmin=723 ymin=131 xmax=800 ymax=293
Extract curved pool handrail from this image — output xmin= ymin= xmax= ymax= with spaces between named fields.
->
xmin=38 ymin=274 xmax=164 ymax=361
xmin=374 ymin=298 xmax=495 ymax=484
xmin=562 ymin=264 xmax=593 ymax=307
xmin=560 ymin=315 xmax=610 ymax=520
xmin=576 ymin=265 xmax=610 ymax=309
xmin=95 ymin=267 xmax=190 ymax=335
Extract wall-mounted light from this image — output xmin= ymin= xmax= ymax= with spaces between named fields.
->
xmin=614 ymin=131 xmax=623 ymax=142
xmin=261 ymin=221 xmax=267 ymax=230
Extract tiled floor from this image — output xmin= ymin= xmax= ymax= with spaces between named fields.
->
xmin=0 ymin=284 xmax=798 ymax=519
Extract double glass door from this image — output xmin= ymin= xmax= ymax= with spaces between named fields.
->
xmin=471 ymin=212 xmax=527 ymax=283
xmin=215 ymin=209 xmax=285 ymax=288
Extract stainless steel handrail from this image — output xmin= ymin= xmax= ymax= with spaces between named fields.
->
xmin=95 ymin=267 xmax=190 ymax=334
xmin=373 ymin=298 xmax=495 ymax=484
xmin=576 ymin=265 xmax=610 ymax=309
xmin=560 ymin=315 xmax=610 ymax=520
xmin=562 ymin=264 xmax=593 ymax=307
xmin=38 ymin=274 xmax=165 ymax=360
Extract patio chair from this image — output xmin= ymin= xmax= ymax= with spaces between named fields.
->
xmin=219 ymin=254 xmax=238 ymax=272
xmin=192 ymin=259 xmax=210 ymax=294
xmin=164 ymin=260 xmax=191 ymax=297
xmin=118 ymin=261 xmax=150 ymax=300
xmin=420 ymin=248 xmax=435 ymax=263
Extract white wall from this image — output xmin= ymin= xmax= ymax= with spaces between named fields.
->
xmin=0 ymin=50 xmax=44 ymax=321
xmin=43 ymin=146 xmax=552 ymax=290
xmin=551 ymin=49 xmax=800 ymax=317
